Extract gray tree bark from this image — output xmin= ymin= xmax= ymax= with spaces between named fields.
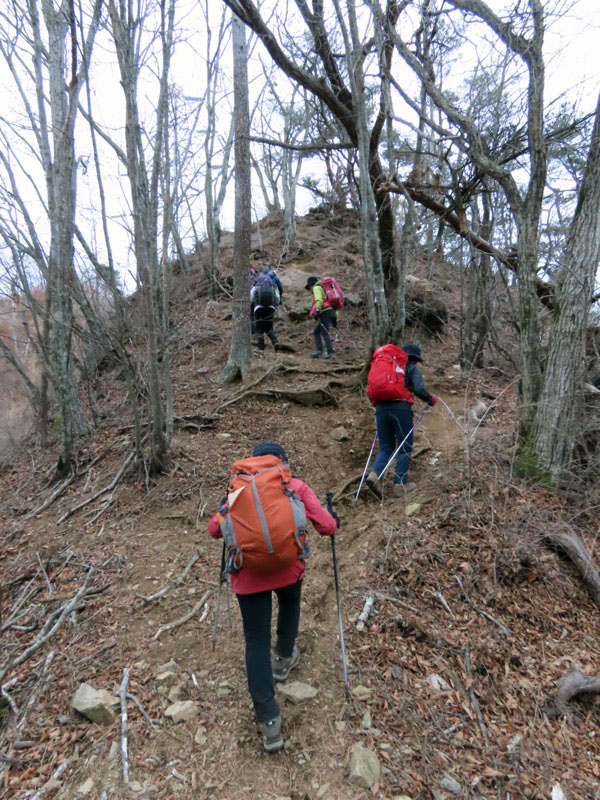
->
xmin=108 ymin=0 xmax=175 ymax=473
xmin=221 ymin=12 xmax=251 ymax=383
xmin=530 ymin=93 xmax=600 ymax=483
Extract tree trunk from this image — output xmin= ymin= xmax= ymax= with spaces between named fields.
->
xmin=40 ymin=0 xmax=102 ymax=472
xmin=221 ymin=12 xmax=251 ymax=383
xmin=530 ymin=93 xmax=600 ymax=483
xmin=108 ymin=0 xmax=174 ymax=474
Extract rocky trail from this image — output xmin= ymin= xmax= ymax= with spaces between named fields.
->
xmin=1 ymin=213 xmax=599 ymax=800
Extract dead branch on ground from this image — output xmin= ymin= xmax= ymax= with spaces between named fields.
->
xmin=139 ymin=552 xmax=204 ymax=604
xmin=0 ymin=570 xmax=94 ymax=686
xmin=117 ymin=668 xmax=130 ymax=783
xmin=25 ymin=447 xmax=110 ymax=518
xmin=547 ymin=667 xmax=600 ymax=718
xmin=152 ymin=590 xmax=211 ymax=640
xmin=29 ymin=759 xmax=69 ymax=799
xmin=57 ymin=450 xmax=135 ymax=523
xmin=454 ymin=574 xmax=511 ymax=637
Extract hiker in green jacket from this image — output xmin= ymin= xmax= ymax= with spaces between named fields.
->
xmin=305 ymin=276 xmax=336 ymax=359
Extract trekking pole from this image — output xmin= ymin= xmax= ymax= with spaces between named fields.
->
xmin=325 ymin=493 xmax=349 ymax=693
xmin=354 ymin=433 xmax=378 ymax=503
xmin=377 ymin=406 xmax=429 ymax=484
xmin=211 ymin=542 xmax=226 ymax=652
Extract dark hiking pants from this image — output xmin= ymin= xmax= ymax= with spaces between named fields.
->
xmin=313 ymin=308 xmax=336 ymax=354
xmin=372 ymin=401 xmax=414 ymax=485
xmin=236 ymin=579 xmax=302 ymax=722
xmin=251 ymin=310 xmax=278 ymax=350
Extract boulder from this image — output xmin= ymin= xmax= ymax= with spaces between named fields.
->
xmin=286 ymin=299 xmax=311 ymax=321
xmin=343 ymin=291 xmax=362 ymax=306
xmin=165 ymin=700 xmax=199 ymax=723
xmin=279 ymin=268 xmax=314 ymax=293
xmin=348 ymin=743 xmax=381 ymax=789
xmin=72 ymin=684 xmax=119 ymax=726
xmin=277 ymin=681 xmax=318 ymax=704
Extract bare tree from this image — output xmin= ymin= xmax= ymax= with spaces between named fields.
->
xmin=0 ymin=0 xmax=104 ymax=473
xmin=107 ymin=0 xmax=176 ymax=473
xmin=221 ymin=11 xmax=252 ymax=383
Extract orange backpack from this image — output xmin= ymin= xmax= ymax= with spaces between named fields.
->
xmin=219 ymin=455 xmax=307 ymax=575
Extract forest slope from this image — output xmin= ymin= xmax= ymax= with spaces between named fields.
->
xmin=1 ymin=210 xmax=599 ymax=800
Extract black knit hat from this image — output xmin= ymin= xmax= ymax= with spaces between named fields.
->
xmin=252 ymin=441 xmax=288 ymax=462
xmin=305 ymin=276 xmax=318 ymax=290
xmin=402 ymin=342 xmax=423 ymax=362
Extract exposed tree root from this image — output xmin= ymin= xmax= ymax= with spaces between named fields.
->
xmin=543 ymin=528 xmax=600 ymax=610
xmin=216 ymin=362 xmax=365 ymax=411
xmin=331 ymin=471 xmax=363 ymax=503
xmin=546 ymin=667 xmax=600 ymax=718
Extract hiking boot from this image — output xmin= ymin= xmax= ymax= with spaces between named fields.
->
xmin=322 ymin=351 xmax=335 ymax=360
xmin=365 ymin=470 xmax=382 ymax=500
xmin=259 ymin=716 xmax=284 ymax=753
xmin=272 ymin=644 xmax=300 ymax=682
xmin=393 ymin=482 xmax=415 ymax=497
xmin=311 ymin=350 xmax=323 ymax=358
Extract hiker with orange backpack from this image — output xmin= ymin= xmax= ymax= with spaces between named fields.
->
xmin=207 ymin=441 xmax=339 ymax=753
xmin=305 ymin=275 xmax=343 ymax=359
xmin=365 ymin=342 xmax=437 ymax=499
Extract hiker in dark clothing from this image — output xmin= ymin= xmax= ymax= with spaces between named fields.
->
xmin=305 ymin=276 xmax=336 ymax=359
xmin=250 ymin=281 xmax=279 ymax=352
xmin=208 ymin=441 xmax=338 ymax=753
xmin=366 ymin=342 xmax=437 ymax=499
xmin=262 ymin=265 xmax=283 ymax=299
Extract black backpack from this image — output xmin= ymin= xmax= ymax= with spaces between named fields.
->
xmin=253 ymin=284 xmax=276 ymax=320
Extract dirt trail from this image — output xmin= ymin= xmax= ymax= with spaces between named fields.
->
xmin=79 ymin=361 xmax=469 ymax=800
xmin=4 ymin=215 xmax=598 ymax=798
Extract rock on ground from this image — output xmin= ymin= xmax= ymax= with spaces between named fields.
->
xmin=348 ymin=743 xmax=381 ymax=789
xmin=165 ymin=700 xmax=199 ymax=723
xmin=72 ymin=684 xmax=120 ymax=726
xmin=277 ymin=681 xmax=318 ymax=704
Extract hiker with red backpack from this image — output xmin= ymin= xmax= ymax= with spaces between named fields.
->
xmin=365 ymin=342 xmax=437 ymax=499
xmin=207 ymin=441 xmax=339 ymax=753
xmin=305 ymin=275 xmax=344 ymax=359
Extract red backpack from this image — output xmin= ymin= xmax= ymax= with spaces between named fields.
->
xmin=367 ymin=345 xmax=413 ymax=406
xmin=218 ymin=455 xmax=307 ymax=575
xmin=320 ymin=276 xmax=344 ymax=310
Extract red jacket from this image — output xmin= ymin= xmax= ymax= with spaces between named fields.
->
xmin=207 ymin=476 xmax=337 ymax=594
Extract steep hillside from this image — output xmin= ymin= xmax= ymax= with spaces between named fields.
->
xmin=1 ymin=210 xmax=599 ymax=800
